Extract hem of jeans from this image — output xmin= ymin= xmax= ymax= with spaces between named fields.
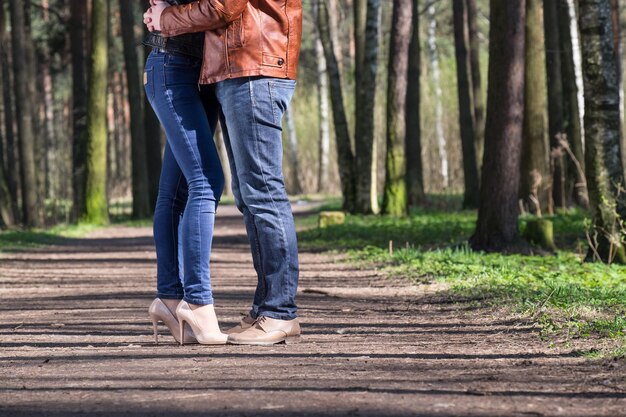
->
xmin=183 ymin=296 xmax=214 ymax=306
xmin=257 ymin=311 xmax=297 ymax=321
xmin=249 ymin=308 xmax=259 ymax=320
xmin=156 ymin=293 xmax=184 ymax=300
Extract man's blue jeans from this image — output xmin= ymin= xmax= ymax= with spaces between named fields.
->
xmin=215 ymin=77 xmax=299 ymax=320
xmin=145 ymin=50 xmax=224 ymax=305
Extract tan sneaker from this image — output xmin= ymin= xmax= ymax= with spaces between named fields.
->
xmin=225 ymin=314 xmax=256 ymax=335
xmin=227 ymin=316 xmax=301 ymax=346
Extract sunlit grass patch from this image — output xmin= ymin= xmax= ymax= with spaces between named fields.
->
xmin=297 ymin=202 xmax=626 ymax=356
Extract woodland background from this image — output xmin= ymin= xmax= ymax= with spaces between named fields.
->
xmin=1 ymin=0 xmax=626 ymax=264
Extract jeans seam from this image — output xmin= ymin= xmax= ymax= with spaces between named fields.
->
xmin=248 ymin=79 xmax=291 ymax=303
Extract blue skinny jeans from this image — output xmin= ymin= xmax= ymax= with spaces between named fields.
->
xmin=144 ymin=50 xmax=224 ymax=305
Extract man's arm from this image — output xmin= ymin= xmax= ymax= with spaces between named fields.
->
xmin=160 ymin=0 xmax=249 ymax=37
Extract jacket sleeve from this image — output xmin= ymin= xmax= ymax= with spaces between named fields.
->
xmin=160 ymin=0 xmax=248 ymax=37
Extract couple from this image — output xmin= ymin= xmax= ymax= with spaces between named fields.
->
xmin=143 ymin=0 xmax=302 ymax=346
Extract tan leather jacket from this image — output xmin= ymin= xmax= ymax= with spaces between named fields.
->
xmin=160 ymin=0 xmax=302 ymax=84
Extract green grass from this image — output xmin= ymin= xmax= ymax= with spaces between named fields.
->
xmin=0 ymin=223 xmax=101 ymax=250
xmin=297 ymin=202 xmax=626 ymax=356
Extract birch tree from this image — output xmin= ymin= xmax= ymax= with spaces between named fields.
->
xmin=427 ymin=2 xmax=448 ymax=189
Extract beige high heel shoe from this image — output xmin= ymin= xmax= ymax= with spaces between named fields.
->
xmin=176 ymin=301 xmax=228 ymax=345
xmin=148 ymin=298 xmax=197 ymax=345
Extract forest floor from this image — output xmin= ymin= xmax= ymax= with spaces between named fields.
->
xmin=0 ymin=203 xmax=624 ymax=417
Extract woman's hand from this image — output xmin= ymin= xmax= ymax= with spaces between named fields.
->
xmin=143 ymin=0 xmax=169 ymax=32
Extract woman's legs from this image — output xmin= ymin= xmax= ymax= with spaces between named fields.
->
xmin=146 ymin=51 xmax=223 ymax=306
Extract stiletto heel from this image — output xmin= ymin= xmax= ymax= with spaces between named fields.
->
xmin=175 ymin=301 xmax=228 ymax=345
xmin=150 ymin=315 xmax=159 ymax=345
xmin=148 ymin=298 xmax=197 ymax=344
xmin=178 ymin=318 xmax=185 ymax=346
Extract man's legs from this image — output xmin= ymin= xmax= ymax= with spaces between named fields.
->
xmin=215 ymin=77 xmax=299 ymax=320
xmin=219 ymin=115 xmax=267 ymax=319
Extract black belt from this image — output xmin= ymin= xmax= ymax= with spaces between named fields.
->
xmin=143 ymin=32 xmax=204 ymax=59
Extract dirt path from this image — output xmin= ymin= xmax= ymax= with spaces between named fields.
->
xmin=0 ymin=204 xmax=624 ymax=417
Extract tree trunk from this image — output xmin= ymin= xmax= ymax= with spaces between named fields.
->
xmin=82 ymin=0 xmax=109 ymax=224
xmin=466 ymin=0 xmax=484 ymax=173
xmin=611 ymin=0 xmax=626 ymax=183
xmin=544 ymin=0 xmax=567 ymax=209
xmin=41 ymin=0 xmax=58 ymax=211
xmin=313 ymin=0 xmax=331 ymax=193
xmin=0 ymin=2 xmax=19 ymax=220
xmin=328 ymin=0 xmax=344 ymax=74
xmin=70 ymin=0 xmax=89 ymax=221
xmin=610 ymin=0 xmax=622 ymax=136
xmin=452 ymin=0 xmax=480 ymax=209
xmin=23 ymin=1 xmax=44 ymax=203
xmin=559 ymin=0 xmax=588 ymax=208
xmin=119 ymin=0 xmax=151 ymax=219
xmin=354 ymin=0 xmax=366 ymax=86
xmin=354 ymin=0 xmax=381 ymax=214
xmin=427 ymin=3 xmax=449 ymax=190
xmin=107 ymin=74 xmax=117 ymax=196
xmin=111 ymin=70 xmax=125 ymax=192
xmin=0 ymin=3 xmax=13 ymax=229
xmin=405 ymin=0 xmax=424 ymax=207
xmin=0 ymin=163 xmax=13 ymax=228
xmin=520 ymin=0 xmax=551 ymax=216
xmin=0 ymin=3 xmax=5 ymax=178
xmin=319 ymin=0 xmax=356 ymax=212
xmin=470 ymin=0 xmax=526 ymax=252
xmin=382 ymin=0 xmax=411 ymax=216
xmin=284 ymin=105 xmax=302 ymax=195
xmin=579 ymin=0 xmax=626 ymax=263
xmin=9 ymin=0 xmax=41 ymax=227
